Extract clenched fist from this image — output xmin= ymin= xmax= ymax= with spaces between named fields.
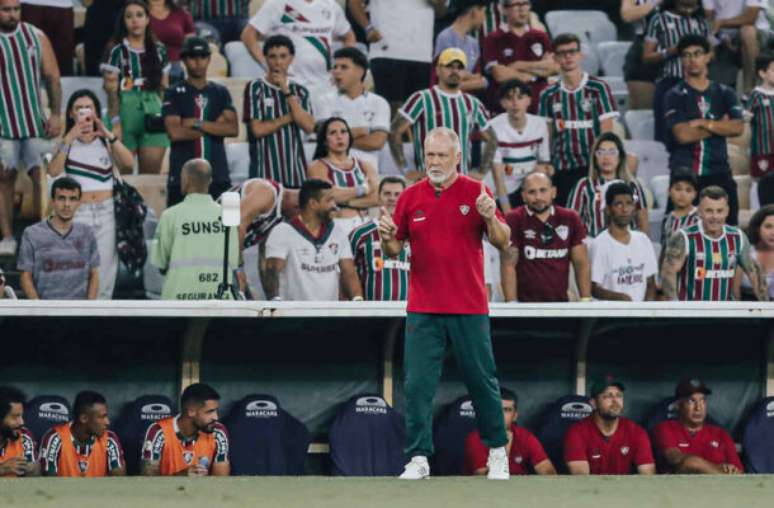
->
xmin=378 ymin=206 xmax=397 ymax=241
xmin=476 ymin=181 xmax=496 ymax=220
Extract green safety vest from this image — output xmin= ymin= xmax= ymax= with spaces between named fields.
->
xmin=151 ymin=193 xmax=239 ymax=300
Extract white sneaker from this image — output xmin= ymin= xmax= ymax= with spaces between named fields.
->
xmin=0 ymin=238 xmax=16 ymax=256
xmin=399 ymin=456 xmax=430 ymax=480
xmin=487 ymin=447 xmax=509 ymax=480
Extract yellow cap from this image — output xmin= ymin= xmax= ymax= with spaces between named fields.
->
xmin=437 ymin=47 xmax=468 ymax=68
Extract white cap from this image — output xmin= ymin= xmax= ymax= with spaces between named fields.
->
xmin=220 ymin=191 xmax=241 ymax=227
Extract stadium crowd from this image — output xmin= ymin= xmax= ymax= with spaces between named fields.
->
xmin=1 ymin=0 xmax=773 ymax=303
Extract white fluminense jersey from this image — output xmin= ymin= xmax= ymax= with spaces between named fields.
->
xmin=249 ymin=0 xmax=351 ymax=92
xmin=265 ymin=217 xmax=353 ymax=301
xmin=485 ymin=113 xmax=550 ymax=195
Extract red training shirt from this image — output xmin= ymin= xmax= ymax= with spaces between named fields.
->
xmin=652 ymin=419 xmax=743 ymax=473
xmin=463 ymin=423 xmax=549 ymax=475
xmin=393 ymin=176 xmax=504 ymax=314
xmin=563 ymin=416 xmax=654 ymax=475
xmin=481 ymin=27 xmax=553 ymax=114
xmin=505 ymin=205 xmax=586 ymax=302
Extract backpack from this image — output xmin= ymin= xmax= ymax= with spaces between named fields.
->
xmin=113 ymin=174 xmax=148 ymax=276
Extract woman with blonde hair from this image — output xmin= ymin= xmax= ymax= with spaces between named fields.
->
xmin=567 ymin=132 xmax=649 ymax=238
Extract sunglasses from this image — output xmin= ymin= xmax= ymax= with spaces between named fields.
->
xmin=540 ymin=222 xmax=554 ymax=245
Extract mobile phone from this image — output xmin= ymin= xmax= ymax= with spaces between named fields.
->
xmin=78 ymin=107 xmax=93 ymax=121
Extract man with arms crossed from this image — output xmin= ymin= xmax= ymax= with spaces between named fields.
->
xmin=379 ymin=127 xmax=511 ymax=480
xmin=142 ymin=383 xmax=229 ymax=476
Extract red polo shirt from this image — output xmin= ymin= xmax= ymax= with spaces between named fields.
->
xmin=393 ymin=175 xmax=504 ymax=314
xmin=482 ymin=27 xmax=553 ymax=114
xmin=652 ymin=420 xmax=743 ymax=473
xmin=564 ymin=416 xmax=654 ymax=475
xmin=463 ymin=423 xmax=549 ymax=475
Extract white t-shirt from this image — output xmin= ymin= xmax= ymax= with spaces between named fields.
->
xmin=702 ymin=0 xmax=770 ymax=32
xmin=367 ymin=0 xmax=435 ymax=63
xmin=21 ymin=0 xmax=71 ymax=8
xmin=484 ymin=113 xmax=550 ymax=195
xmin=590 ymin=229 xmax=658 ymax=302
xmin=265 ymin=219 xmax=353 ymax=301
xmin=315 ymin=90 xmax=391 ymax=169
xmin=249 ymin=0 xmax=351 ymax=92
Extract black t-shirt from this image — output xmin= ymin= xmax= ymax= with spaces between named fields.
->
xmin=162 ymin=80 xmax=234 ymax=183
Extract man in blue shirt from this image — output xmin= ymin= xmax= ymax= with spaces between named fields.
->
xmin=664 ymin=34 xmax=744 ymax=225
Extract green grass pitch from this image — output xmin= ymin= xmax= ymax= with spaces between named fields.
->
xmin=4 ymin=476 xmax=774 ymax=508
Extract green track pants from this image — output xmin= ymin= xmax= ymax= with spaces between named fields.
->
xmin=403 ymin=312 xmax=508 ymax=457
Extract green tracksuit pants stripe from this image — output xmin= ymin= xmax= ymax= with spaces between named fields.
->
xmin=404 ymin=312 xmax=508 ymax=457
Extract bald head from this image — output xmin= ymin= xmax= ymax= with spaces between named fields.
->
xmin=521 ymin=170 xmax=555 ymax=214
xmin=181 ymin=159 xmax=212 ymax=195
xmin=522 ymin=171 xmax=552 ymax=191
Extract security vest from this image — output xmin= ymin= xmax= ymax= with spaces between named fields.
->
xmin=151 ymin=193 xmax=239 ymax=300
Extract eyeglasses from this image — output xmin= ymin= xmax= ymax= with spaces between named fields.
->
xmin=540 ymin=222 xmax=554 ymax=245
xmin=555 ymin=48 xmax=580 ymax=58
xmin=680 ymin=50 xmax=706 ymax=60
xmin=595 ymin=148 xmax=619 ymax=157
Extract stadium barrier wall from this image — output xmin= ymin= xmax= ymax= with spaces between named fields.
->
xmin=1 ymin=301 xmax=773 ymax=458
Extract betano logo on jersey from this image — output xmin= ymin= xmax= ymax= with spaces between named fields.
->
xmin=355 ymin=396 xmax=388 ymax=415
xmin=524 ymin=246 xmax=568 ymax=260
xmin=245 ymin=400 xmax=279 ymax=418
xmin=372 ymin=257 xmax=410 ymax=272
xmin=695 ymin=268 xmax=735 ymax=280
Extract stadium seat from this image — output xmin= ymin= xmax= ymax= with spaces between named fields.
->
xmin=605 ymin=76 xmax=628 ymax=114
xmin=378 ymin=143 xmax=415 ymax=178
xmin=624 ymin=140 xmax=669 ymax=186
xmin=225 ymin=394 xmax=310 ymax=475
xmin=535 ymin=394 xmax=592 ymax=474
xmin=728 ymin=143 xmax=750 ymax=176
xmin=143 ymin=239 xmax=163 ymax=299
xmin=650 ymin=175 xmax=670 ymax=210
xmin=207 ymin=45 xmax=229 ymax=78
xmin=597 ymin=41 xmax=631 ymax=78
xmin=625 ymin=110 xmax=655 ymax=141
xmin=328 ymin=394 xmax=406 ymax=476
xmin=545 ymin=10 xmax=617 ymax=46
xmin=643 ymin=397 xmax=718 ymax=432
xmin=648 ymin=208 xmax=666 ymax=243
xmin=60 ymin=77 xmax=109 ymax=114
xmin=195 ymin=21 xmax=221 ymax=48
xmin=211 ymin=77 xmax=249 ymax=143
xmin=431 ymin=395 xmax=477 ymax=476
xmin=123 ymin=174 xmax=167 ymax=220
xmin=226 ymin=142 xmax=250 ymax=184
xmin=24 ymin=395 xmax=71 ymax=442
xmin=742 ymin=397 xmax=774 ymax=473
xmin=224 ymin=41 xmax=265 ymax=80
xmin=580 ymin=42 xmax=600 ymax=76
xmin=735 ymin=174 xmax=751 ymax=210
xmin=114 ymin=395 xmax=175 ymax=475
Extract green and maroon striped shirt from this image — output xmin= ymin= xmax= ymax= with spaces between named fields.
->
xmin=399 ymin=86 xmax=489 ymax=174
xmin=538 ymin=73 xmax=618 ymax=172
xmin=243 ymin=77 xmax=311 ymax=188
xmin=0 ymin=22 xmax=46 ymax=139
xmin=349 ymin=219 xmax=410 ymax=301
xmin=748 ymin=87 xmax=774 ymax=157
xmin=677 ymin=222 xmax=744 ymax=301
xmin=188 ymin=0 xmax=249 ymax=19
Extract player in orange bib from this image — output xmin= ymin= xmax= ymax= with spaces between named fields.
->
xmin=39 ymin=391 xmax=125 ymax=477
xmin=0 ymin=386 xmax=39 ymax=477
xmin=141 ymin=383 xmax=230 ymax=476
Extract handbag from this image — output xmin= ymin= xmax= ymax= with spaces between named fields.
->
xmin=113 ymin=169 xmax=148 ymax=277
xmin=143 ymin=113 xmax=166 ymax=133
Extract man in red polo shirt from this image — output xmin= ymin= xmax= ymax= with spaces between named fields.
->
xmin=481 ymin=0 xmax=556 ymax=114
xmin=564 ymin=377 xmax=655 ymax=475
xmin=463 ymin=387 xmax=556 ymax=476
xmin=652 ymin=379 xmax=743 ymax=474
xmin=379 ymin=126 xmax=512 ymax=480
xmin=501 ymin=171 xmax=591 ymax=302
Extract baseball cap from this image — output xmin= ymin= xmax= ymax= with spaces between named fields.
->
xmin=181 ymin=37 xmax=211 ymax=58
xmin=675 ymin=378 xmax=712 ymax=399
xmin=589 ymin=375 xmax=626 ymax=398
xmin=438 ymin=47 xmax=468 ymax=68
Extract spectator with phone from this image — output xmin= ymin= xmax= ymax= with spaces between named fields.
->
xmin=47 ymin=89 xmax=134 ymax=299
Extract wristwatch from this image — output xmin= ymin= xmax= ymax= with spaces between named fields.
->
xmin=107 ymin=134 xmax=118 ymax=144
xmin=193 ymin=120 xmax=203 ymax=130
